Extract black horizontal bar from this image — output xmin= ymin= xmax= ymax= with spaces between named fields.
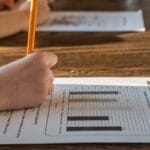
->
xmin=68 ymin=116 xmax=109 ymax=121
xmin=69 ymin=91 xmax=119 ymax=95
xmin=67 ymin=126 xmax=122 ymax=132
xmin=69 ymin=98 xmax=117 ymax=102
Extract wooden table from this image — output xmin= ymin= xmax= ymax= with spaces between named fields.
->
xmin=0 ymin=0 xmax=150 ymax=149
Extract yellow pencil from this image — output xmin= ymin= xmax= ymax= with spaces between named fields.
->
xmin=27 ymin=0 xmax=38 ymax=55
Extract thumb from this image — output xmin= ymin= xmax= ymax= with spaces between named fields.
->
xmin=43 ymin=52 xmax=58 ymax=68
xmin=26 ymin=52 xmax=58 ymax=68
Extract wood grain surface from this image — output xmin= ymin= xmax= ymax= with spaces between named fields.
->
xmin=0 ymin=0 xmax=150 ymax=149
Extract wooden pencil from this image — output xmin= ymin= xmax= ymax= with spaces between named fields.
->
xmin=27 ymin=0 xmax=38 ymax=55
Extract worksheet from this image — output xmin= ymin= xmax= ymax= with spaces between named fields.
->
xmin=37 ymin=10 xmax=145 ymax=32
xmin=0 ymin=77 xmax=150 ymax=144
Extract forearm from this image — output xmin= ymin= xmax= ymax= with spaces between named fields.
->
xmin=0 ymin=10 xmax=29 ymax=38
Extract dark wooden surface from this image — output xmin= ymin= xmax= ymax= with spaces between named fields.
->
xmin=0 ymin=0 xmax=150 ymax=149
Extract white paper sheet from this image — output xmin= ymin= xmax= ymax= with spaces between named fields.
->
xmin=0 ymin=77 xmax=150 ymax=144
xmin=37 ymin=10 xmax=145 ymax=32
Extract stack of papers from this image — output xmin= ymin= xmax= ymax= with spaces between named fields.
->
xmin=37 ymin=10 xmax=145 ymax=32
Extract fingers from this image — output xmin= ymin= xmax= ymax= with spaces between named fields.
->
xmin=27 ymin=52 xmax=58 ymax=68
xmin=47 ymin=79 xmax=54 ymax=95
xmin=47 ymin=69 xmax=54 ymax=95
xmin=48 ymin=69 xmax=54 ymax=81
xmin=25 ymin=52 xmax=57 ymax=96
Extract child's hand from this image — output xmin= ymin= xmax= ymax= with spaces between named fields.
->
xmin=19 ymin=0 xmax=50 ymax=26
xmin=0 ymin=0 xmax=50 ymax=38
xmin=0 ymin=52 xmax=57 ymax=111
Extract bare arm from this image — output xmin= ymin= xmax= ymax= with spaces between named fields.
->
xmin=0 ymin=0 xmax=50 ymax=38
xmin=0 ymin=10 xmax=28 ymax=38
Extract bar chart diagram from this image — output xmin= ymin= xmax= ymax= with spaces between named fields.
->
xmin=45 ymin=83 xmax=150 ymax=137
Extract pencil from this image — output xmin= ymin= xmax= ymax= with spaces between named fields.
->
xmin=27 ymin=0 xmax=38 ymax=55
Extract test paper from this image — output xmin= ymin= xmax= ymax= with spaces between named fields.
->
xmin=0 ymin=77 xmax=150 ymax=144
xmin=37 ymin=10 xmax=145 ymax=32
